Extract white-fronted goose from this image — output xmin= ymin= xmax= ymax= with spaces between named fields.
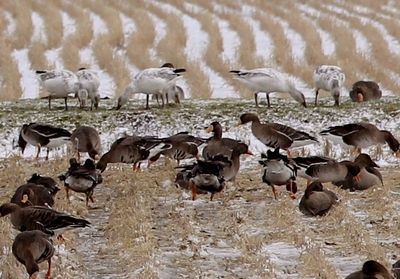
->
xmin=305 ymin=160 xmax=360 ymax=184
xmin=12 ymin=230 xmax=55 ymax=279
xmin=76 ymin=67 xmax=100 ymax=110
xmin=18 ymin=123 xmax=71 ymax=160
xmin=313 ymin=65 xmax=345 ymax=106
xmin=0 ymin=203 xmax=90 ymax=235
xmin=203 ymin=121 xmax=248 ymax=160
xmin=299 ymin=181 xmax=338 ymax=216
xmin=345 ymin=260 xmax=393 ymax=279
xmin=258 ymin=148 xmax=298 ymax=199
xmin=36 ymin=69 xmax=79 ymax=110
xmin=27 ymin=174 xmax=60 ymax=196
xmin=292 ymin=155 xmax=337 ymax=184
xmin=11 ymin=183 xmax=56 ymax=208
xmin=230 ymin=68 xmax=307 ymax=108
xmin=393 ymin=260 xmax=400 ymax=279
xmin=117 ymin=63 xmax=186 ymax=110
xmin=238 ymin=113 xmax=318 ymax=156
xmin=59 ymin=158 xmax=103 ymax=206
xmin=349 ymin=81 xmax=382 ymax=102
xmin=70 ymin=126 xmax=101 ymax=160
xmin=334 ymin=153 xmax=383 ymax=191
xmin=320 ymin=122 xmax=400 ymax=157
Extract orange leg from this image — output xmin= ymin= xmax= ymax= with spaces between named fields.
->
xmin=210 ymin=193 xmax=214 ymax=201
xmin=189 ymin=181 xmax=197 ymax=201
xmin=65 ymin=187 xmax=70 ymax=203
xmin=271 ymin=185 xmax=277 ymax=200
xmin=45 ymin=148 xmax=50 ymax=161
xmin=289 ymin=181 xmax=296 ymax=199
xmin=35 ymin=145 xmax=41 ymax=159
xmin=45 ymin=258 xmax=52 ymax=279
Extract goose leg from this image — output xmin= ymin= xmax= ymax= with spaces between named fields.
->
xmin=146 ymin=94 xmax=150 ymax=109
xmin=65 ymin=187 xmax=70 ymax=202
xmin=271 ymin=185 xmax=277 ymax=200
xmin=64 ymin=97 xmax=68 ymax=110
xmin=161 ymin=94 xmax=165 ymax=108
xmin=254 ymin=92 xmax=259 ymax=107
xmin=315 ymin=89 xmax=319 ymax=106
xmin=289 ymin=181 xmax=296 ymax=199
xmin=45 ymin=258 xmax=52 ymax=279
xmin=266 ymin=93 xmax=271 ymax=108
xmin=36 ymin=144 xmax=41 ymax=159
xmin=166 ymin=92 xmax=169 ymax=105
xmin=45 ymin=148 xmax=50 ymax=160
xmin=189 ymin=181 xmax=197 ymax=200
xmin=210 ymin=193 xmax=214 ymax=201
xmin=48 ymin=96 xmax=51 ymax=110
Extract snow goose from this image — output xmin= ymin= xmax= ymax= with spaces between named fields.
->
xmin=345 ymin=260 xmax=392 ymax=279
xmin=258 ymin=148 xmax=298 ymax=199
xmin=333 ymin=153 xmax=383 ymax=191
xmin=230 ymin=68 xmax=307 ymax=108
xmin=299 ymin=181 xmax=338 ymax=216
xmin=0 ymin=203 xmax=90 ymax=235
xmin=59 ymin=158 xmax=103 ymax=207
xmin=12 ymin=230 xmax=55 ymax=279
xmin=349 ymin=80 xmax=382 ymax=102
xmin=238 ymin=113 xmax=318 ymax=156
xmin=36 ymin=69 xmax=79 ymax=110
xmin=117 ymin=63 xmax=186 ymax=110
xmin=313 ymin=65 xmax=345 ymax=106
xmin=76 ymin=68 xmax=101 ymax=110
xmin=18 ymin=123 xmax=71 ymax=160
xmin=70 ymin=126 xmax=101 ymax=160
xmin=320 ymin=122 xmax=400 ymax=157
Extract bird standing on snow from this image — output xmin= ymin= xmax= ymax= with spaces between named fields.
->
xmin=18 ymin=123 xmax=71 ymax=160
xmin=70 ymin=126 xmax=101 ymax=160
xmin=36 ymin=69 xmax=79 ymax=110
xmin=76 ymin=68 xmax=101 ymax=110
xmin=117 ymin=63 xmax=186 ymax=110
xmin=230 ymin=68 xmax=307 ymax=108
xmin=313 ymin=65 xmax=345 ymax=106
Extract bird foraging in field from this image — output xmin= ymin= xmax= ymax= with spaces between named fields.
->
xmin=18 ymin=123 xmax=71 ymax=160
xmin=299 ymin=181 xmax=338 ymax=216
xmin=230 ymin=68 xmax=307 ymax=108
xmin=258 ymin=148 xmax=298 ymax=200
xmin=70 ymin=126 xmax=101 ymax=160
xmin=345 ymin=260 xmax=392 ymax=279
xmin=313 ymin=65 xmax=345 ymax=106
xmin=349 ymin=80 xmax=382 ymax=102
xmin=12 ymin=230 xmax=55 ymax=279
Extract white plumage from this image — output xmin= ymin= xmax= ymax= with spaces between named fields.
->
xmin=230 ymin=68 xmax=307 ymax=108
xmin=117 ymin=64 xmax=186 ymax=110
xmin=313 ymin=65 xmax=345 ymax=106
xmin=76 ymin=68 xmax=101 ymax=110
xmin=36 ymin=69 xmax=79 ymax=110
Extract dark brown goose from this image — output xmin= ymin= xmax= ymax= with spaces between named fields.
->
xmin=238 ymin=113 xmax=318 ymax=156
xmin=345 ymin=260 xmax=393 ymax=279
xmin=59 ymin=158 xmax=103 ymax=206
xmin=320 ymin=122 xmax=400 ymax=157
xmin=27 ymin=174 xmax=60 ymax=196
xmin=12 ymin=230 xmax=55 ymax=279
xmin=70 ymin=126 xmax=101 ymax=160
xmin=334 ymin=153 xmax=383 ymax=191
xmin=299 ymin=181 xmax=338 ymax=216
xmin=292 ymin=155 xmax=337 ymax=185
xmin=349 ymin=81 xmax=382 ymax=102
xmin=203 ymin=121 xmax=248 ymax=160
xmin=18 ymin=123 xmax=71 ymax=160
xmin=0 ymin=203 xmax=90 ymax=235
xmin=305 ymin=160 xmax=360 ymax=185
xmin=258 ymin=148 xmax=298 ymax=199
xmin=11 ymin=183 xmax=56 ymax=208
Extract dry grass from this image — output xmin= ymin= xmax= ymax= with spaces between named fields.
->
xmin=28 ymin=41 xmax=48 ymax=70
xmin=0 ymin=39 xmax=22 ymax=100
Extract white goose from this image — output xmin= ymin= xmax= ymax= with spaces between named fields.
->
xmin=117 ymin=63 xmax=186 ymax=110
xmin=36 ymin=69 xmax=79 ymax=110
xmin=76 ymin=68 xmax=101 ymax=110
xmin=230 ymin=68 xmax=307 ymax=108
xmin=313 ymin=65 xmax=345 ymax=106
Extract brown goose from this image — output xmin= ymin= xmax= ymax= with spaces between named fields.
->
xmin=305 ymin=160 xmax=360 ymax=184
xmin=238 ymin=113 xmax=318 ymax=156
xmin=345 ymin=260 xmax=393 ymax=279
xmin=96 ymin=135 xmax=166 ymax=172
xmin=0 ymin=203 xmax=90 ymax=235
xmin=334 ymin=153 xmax=383 ymax=191
xmin=393 ymin=259 xmax=400 ymax=279
xmin=349 ymin=81 xmax=382 ymax=102
xmin=203 ymin=121 xmax=248 ymax=160
xmin=299 ymin=181 xmax=338 ymax=216
xmin=320 ymin=122 xmax=400 ymax=157
xmin=18 ymin=123 xmax=71 ymax=160
xmin=70 ymin=126 xmax=101 ymax=160
xmin=12 ymin=230 xmax=55 ymax=279
xmin=27 ymin=174 xmax=60 ymax=196
xmin=11 ymin=183 xmax=56 ymax=208
xmin=292 ymin=155 xmax=337 ymax=185
xmin=59 ymin=158 xmax=103 ymax=206
xmin=258 ymin=148 xmax=298 ymax=199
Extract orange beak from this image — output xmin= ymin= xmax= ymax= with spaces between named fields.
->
xmin=206 ymin=125 xmax=213 ymax=133
xmin=246 ymin=149 xmax=254 ymax=155
xmin=235 ymin=120 xmax=242 ymax=127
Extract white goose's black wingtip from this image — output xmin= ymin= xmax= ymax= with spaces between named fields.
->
xmin=35 ymin=70 xmax=47 ymax=74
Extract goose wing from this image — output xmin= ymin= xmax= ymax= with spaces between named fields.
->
xmin=30 ymin=124 xmax=71 ymax=139
xmin=270 ymin=123 xmax=317 ymax=142
xmin=320 ymin=123 xmax=364 ymax=136
xmin=255 ymin=124 xmax=293 ymax=149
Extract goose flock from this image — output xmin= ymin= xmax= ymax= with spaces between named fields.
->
xmin=2 ymin=63 xmax=399 ymax=278
xmin=35 ymin=64 xmax=384 ymax=110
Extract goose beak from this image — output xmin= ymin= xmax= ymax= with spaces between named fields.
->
xmin=246 ymin=150 xmax=254 ymax=155
xmin=206 ymin=125 xmax=213 ymax=133
xmin=94 ymin=154 xmax=100 ymax=161
xmin=395 ymin=150 xmax=400 ymax=158
xmin=21 ymin=194 xmax=29 ymax=204
xmin=235 ymin=120 xmax=242 ymax=127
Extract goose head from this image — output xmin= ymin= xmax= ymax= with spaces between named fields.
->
xmin=238 ymin=113 xmax=260 ymax=125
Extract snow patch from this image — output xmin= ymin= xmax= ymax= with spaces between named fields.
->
xmin=217 ymin=19 xmax=239 ymax=64
xmin=3 ymin=11 xmax=16 ymax=35
xmin=90 ymin=13 xmax=108 ymax=36
xmin=11 ymin=49 xmax=40 ymax=99
xmin=61 ymin=11 xmax=77 ymax=38
xmin=31 ymin=12 xmax=47 ymax=43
